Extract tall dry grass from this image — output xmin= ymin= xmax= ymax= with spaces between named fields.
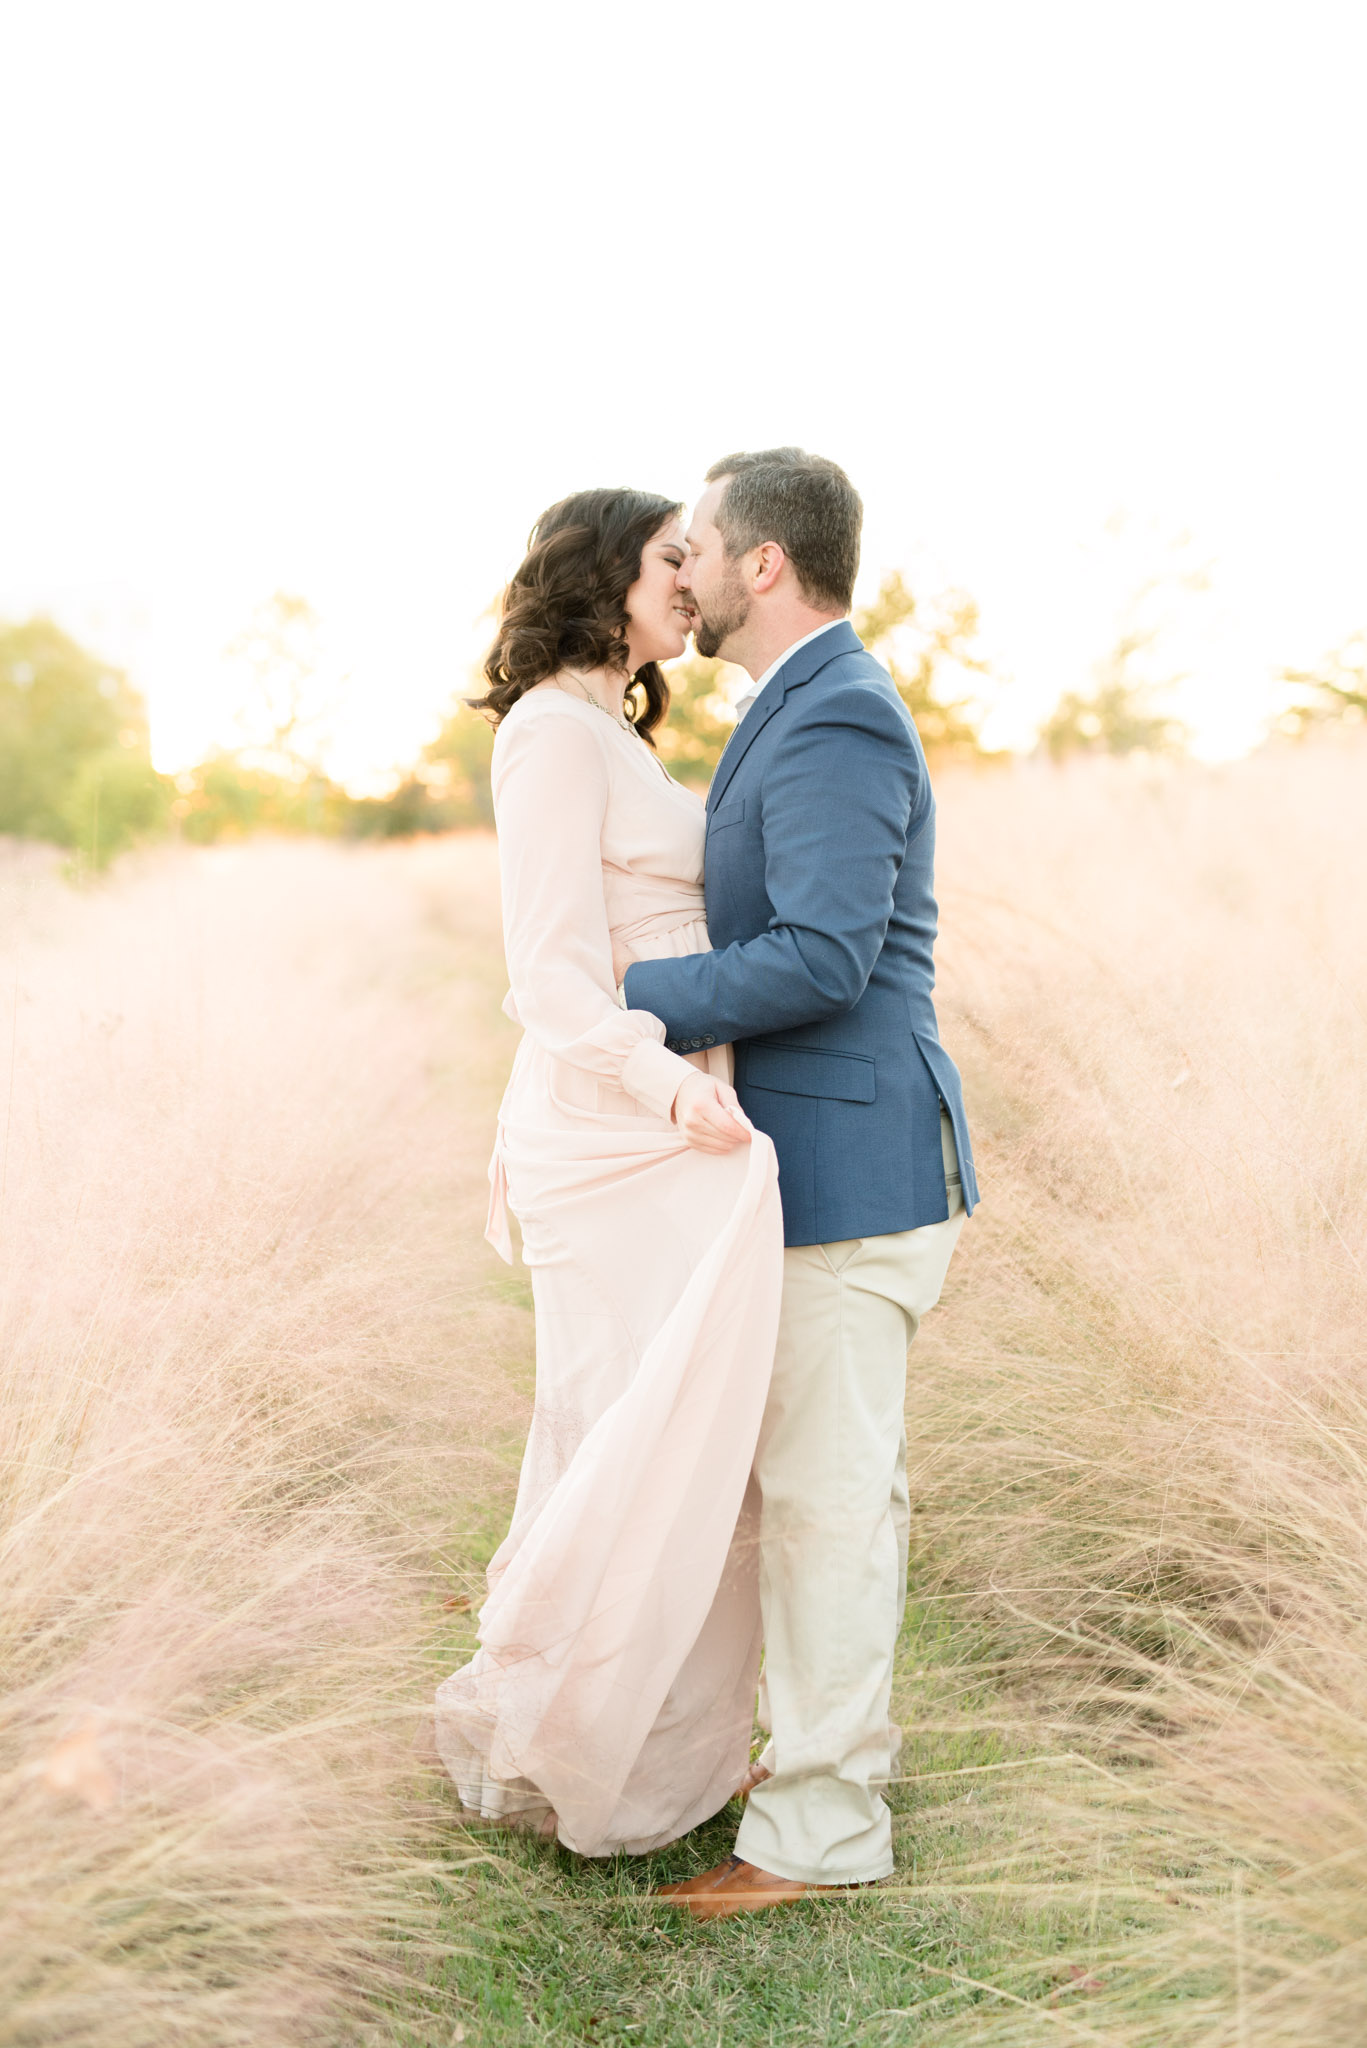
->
xmin=0 ymin=835 xmax=528 ymax=2046
xmin=903 ymin=736 xmax=1367 ymax=2041
xmin=2 ymin=737 xmax=1363 ymax=2045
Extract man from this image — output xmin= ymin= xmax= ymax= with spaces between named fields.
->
xmin=623 ymin=447 xmax=978 ymax=1918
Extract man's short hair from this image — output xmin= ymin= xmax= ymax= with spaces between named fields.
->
xmin=704 ymin=447 xmax=862 ymax=612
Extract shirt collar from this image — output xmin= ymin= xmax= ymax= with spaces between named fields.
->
xmin=732 ymin=617 xmax=848 ymax=719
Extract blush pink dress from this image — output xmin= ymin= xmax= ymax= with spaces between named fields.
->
xmin=434 ymin=684 xmax=784 ymax=1857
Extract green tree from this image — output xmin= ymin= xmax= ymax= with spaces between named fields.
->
xmin=341 ymin=698 xmax=498 ymax=839
xmin=171 ymin=753 xmax=352 ymax=844
xmin=171 ymin=593 xmax=354 ymax=843
xmin=852 ymin=571 xmax=993 ymax=760
xmin=419 ymin=702 xmax=496 ymax=827
xmin=1276 ymin=633 xmax=1367 ymax=736
xmin=1039 ymin=666 xmax=1189 ymax=760
xmin=656 ymin=654 xmax=741 ymax=787
xmin=0 ymin=618 xmax=169 ymax=865
xmin=62 ymin=749 xmax=170 ymax=869
xmin=225 ymin=592 xmax=337 ymax=777
xmin=1039 ymin=537 xmax=1202 ymax=761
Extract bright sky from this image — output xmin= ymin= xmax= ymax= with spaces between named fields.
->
xmin=3 ymin=1 xmax=1365 ymax=784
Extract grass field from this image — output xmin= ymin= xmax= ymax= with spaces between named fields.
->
xmin=2 ymin=737 xmax=1364 ymax=2046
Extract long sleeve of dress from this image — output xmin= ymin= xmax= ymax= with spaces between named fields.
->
xmin=493 ymin=704 xmax=697 ymax=1122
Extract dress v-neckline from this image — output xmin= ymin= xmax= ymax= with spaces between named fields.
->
xmin=544 ymin=688 xmax=687 ymax=793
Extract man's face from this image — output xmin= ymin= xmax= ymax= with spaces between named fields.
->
xmin=677 ymin=480 xmax=751 ymax=661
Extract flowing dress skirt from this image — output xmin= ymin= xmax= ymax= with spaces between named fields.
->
xmin=435 ymin=921 xmax=784 ymax=1856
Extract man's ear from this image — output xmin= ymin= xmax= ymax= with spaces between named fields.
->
xmin=751 ymin=542 xmax=786 ymax=594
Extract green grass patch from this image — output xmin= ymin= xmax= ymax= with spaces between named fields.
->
xmin=400 ymin=1579 xmax=1191 ymax=2047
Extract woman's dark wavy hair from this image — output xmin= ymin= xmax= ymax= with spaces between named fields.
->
xmin=470 ymin=488 xmax=683 ymax=746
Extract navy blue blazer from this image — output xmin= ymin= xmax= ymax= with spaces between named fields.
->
xmin=623 ymin=620 xmax=978 ymax=1248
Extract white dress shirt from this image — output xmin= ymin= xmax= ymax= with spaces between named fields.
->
xmin=730 ymin=617 xmax=849 ymax=724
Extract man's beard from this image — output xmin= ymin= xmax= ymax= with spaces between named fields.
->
xmin=692 ymin=562 xmax=750 ymax=660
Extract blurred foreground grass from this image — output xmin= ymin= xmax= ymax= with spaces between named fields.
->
xmin=2 ymin=739 xmax=1364 ymax=2046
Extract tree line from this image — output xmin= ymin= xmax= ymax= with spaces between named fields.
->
xmin=2 ymin=581 xmax=1361 ymax=871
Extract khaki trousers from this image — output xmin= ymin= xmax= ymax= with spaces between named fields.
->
xmin=734 ymin=1117 xmax=965 ymax=1885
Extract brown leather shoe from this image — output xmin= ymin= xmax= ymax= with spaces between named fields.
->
xmin=655 ymin=1853 xmax=874 ymax=1919
xmin=732 ymin=1760 xmax=773 ymax=1801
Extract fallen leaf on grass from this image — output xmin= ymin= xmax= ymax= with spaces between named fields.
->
xmin=444 ymin=1595 xmax=472 ymax=1611
xmin=1047 ymin=1964 xmax=1105 ymax=2005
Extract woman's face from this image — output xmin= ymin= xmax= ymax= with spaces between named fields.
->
xmin=624 ymin=517 xmax=696 ymax=670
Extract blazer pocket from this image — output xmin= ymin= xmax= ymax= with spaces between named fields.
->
xmin=707 ymin=797 xmax=747 ymax=832
xmin=745 ymin=1043 xmax=876 ymax=1103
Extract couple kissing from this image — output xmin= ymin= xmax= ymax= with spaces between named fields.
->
xmin=435 ymin=447 xmax=978 ymax=1919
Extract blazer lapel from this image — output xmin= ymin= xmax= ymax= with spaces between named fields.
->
xmin=706 ymin=620 xmax=862 ymax=811
xmin=707 ymin=682 xmax=782 ymax=810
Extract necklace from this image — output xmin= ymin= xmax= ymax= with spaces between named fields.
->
xmin=558 ymin=668 xmax=634 ymax=732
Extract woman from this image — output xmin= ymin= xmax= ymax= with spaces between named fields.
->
xmin=434 ymin=490 xmax=784 ymax=1857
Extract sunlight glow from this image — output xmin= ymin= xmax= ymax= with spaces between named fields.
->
xmin=2 ymin=1 xmax=1365 ymax=784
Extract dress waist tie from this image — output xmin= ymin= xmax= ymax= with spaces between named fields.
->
xmin=485 ymin=1133 xmax=514 ymax=1264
